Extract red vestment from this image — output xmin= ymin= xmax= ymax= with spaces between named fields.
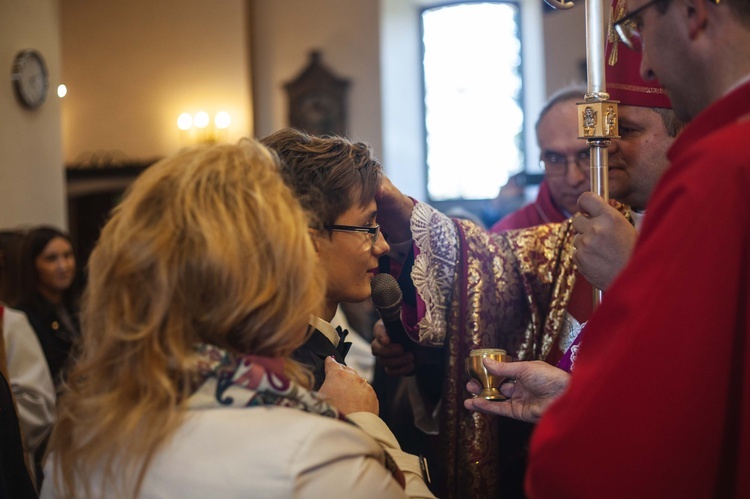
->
xmin=490 ymin=180 xmax=567 ymax=233
xmin=528 ymin=81 xmax=750 ymax=498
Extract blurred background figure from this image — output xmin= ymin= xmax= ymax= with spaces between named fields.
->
xmin=1 ymin=301 xmax=55 ymax=493
xmin=1 ymin=228 xmax=56 ymax=493
xmin=486 ymin=172 xmax=526 ymax=225
xmin=17 ymin=227 xmax=80 ymax=388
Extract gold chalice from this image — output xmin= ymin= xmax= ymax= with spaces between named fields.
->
xmin=465 ymin=348 xmax=512 ymax=401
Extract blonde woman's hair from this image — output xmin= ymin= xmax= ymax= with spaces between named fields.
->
xmin=47 ymin=141 xmax=324 ymax=498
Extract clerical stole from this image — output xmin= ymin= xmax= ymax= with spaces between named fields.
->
xmin=410 ymin=202 xmax=580 ymax=498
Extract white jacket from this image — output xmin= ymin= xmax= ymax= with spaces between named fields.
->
xmin=41 ymin=379 xmax=435 ymax=498
xmin=3 ymin=306 xmax=56 ymax=468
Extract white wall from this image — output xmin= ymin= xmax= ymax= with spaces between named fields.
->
xmin=379 ymin=0 xmax=427 ymax=199
xmin=250 ymin=0 xmax=382 ymax=156
xmin=0 ymin=0 xmax=66 ymax=229
xmin=60 ymin=0 xmax=252 ymax=164
xmin=543 ymin=4 xmax=588 ymax=95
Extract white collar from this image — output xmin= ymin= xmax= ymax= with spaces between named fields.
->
xmin=309 ymin=315 xmax=339 ymax=346
xmin=631 ymin=208 xmax=647 ymax=233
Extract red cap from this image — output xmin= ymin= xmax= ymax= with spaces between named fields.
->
xmin=606 ymin=0 xmax=672 ymax=108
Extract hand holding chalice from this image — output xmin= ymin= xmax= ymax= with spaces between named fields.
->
xmin=465 ymin=348 xmax=512 ymax=401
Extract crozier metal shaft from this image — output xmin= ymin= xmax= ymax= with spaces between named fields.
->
xmin=544 ymin=0 xmax=617 ymax=307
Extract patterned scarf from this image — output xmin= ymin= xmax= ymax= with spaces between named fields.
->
xmin=189 ymin=343 xmax=405 ymax=488
xmin=190 ymin=343 xmax=344 ymax=417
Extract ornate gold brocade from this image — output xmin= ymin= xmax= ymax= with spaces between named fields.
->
xmin=410 ymin=203 xmax=631 ymax=498
xmin=424 ymin=218 xmax=579 ymax=498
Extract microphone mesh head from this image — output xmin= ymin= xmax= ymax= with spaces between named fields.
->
xmin=370 ymin=273 xmax=403 ymax=320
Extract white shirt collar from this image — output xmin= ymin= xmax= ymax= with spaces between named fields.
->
xmin=309 ymin=315 xmax=339 ymax=346
xmin=631 ymin=208 xmax=647 ymax=233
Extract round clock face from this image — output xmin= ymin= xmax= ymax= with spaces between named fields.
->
xmin=12 ymin=50 xmax=49 ymax=110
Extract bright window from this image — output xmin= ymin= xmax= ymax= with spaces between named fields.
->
xmin=422 ymin=2 xmax=525 ymax=201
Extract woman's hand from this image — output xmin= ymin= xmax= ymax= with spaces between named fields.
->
xmin=318 ymin=357 xmax=379 ymax=415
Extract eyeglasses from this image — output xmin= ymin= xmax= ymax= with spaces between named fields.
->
xmin=326 ymin=224 xmax=381 ymax=245
xmin=613 ymin=0 xmax=670 ymax=51
xmin=540 ymin=149 xmax=591 ymax=176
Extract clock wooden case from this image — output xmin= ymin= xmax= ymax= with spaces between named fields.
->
xmin=284 ymin=51 xmax=350 ymax=137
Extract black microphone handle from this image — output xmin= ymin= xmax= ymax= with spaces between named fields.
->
xmin=381 ymin=316 xmax=413 ymax=350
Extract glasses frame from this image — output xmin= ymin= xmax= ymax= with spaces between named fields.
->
xmin=613 ymin=0 xmax=669 ymax=51
xmin=539 ymin=150 xmax=591 ymax=177
xmin=326 ymin=224 xmax=381 ymax=245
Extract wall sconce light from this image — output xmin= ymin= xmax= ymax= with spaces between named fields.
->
xmin=177 ymin=111 xmax=231 ymax=144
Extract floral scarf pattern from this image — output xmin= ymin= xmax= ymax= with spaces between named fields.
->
xmin=189 ymin=343 xmax=344 ymax=420
xmin=188 ymin=343 xmax=405 ymax=488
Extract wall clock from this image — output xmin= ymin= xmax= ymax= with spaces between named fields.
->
xmin=12 ymin=49 xmax=49 ymax=110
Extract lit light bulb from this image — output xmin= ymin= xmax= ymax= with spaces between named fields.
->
xmin=177 ymin=113 xmax=193 ymax=130
xmin=57 ymin=84 xmax=68 ymax=98
xmin=214 ymin=111 xmax=231 ymax=129
xmin=194 ymin=111 xmax=210 ymax=129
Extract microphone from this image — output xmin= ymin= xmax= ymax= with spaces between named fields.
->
xmin=370 ymin=273 xmax=412 ymax=348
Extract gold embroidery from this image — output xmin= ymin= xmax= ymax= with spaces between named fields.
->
xmin=431 ymin=205 xmax=633 ymax=498
xmin=582 ymin=107 xmax=598 ymax=137
xmin=608 ymin=82 xmax=669 ymax=95
xmin=606 ymin=105 xmax=618 ymax=136
xmin=608 ymin=0 xmax=628 ymax=66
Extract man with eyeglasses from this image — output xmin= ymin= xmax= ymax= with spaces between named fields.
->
xmin=489 ymin=87 xmax=598 ymax=333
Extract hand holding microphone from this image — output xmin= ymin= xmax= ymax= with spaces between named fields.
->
xmin=370 ymin=273 xmax=411 ymax=345
xmin=370 ymin=273 xmax=416 ymax=376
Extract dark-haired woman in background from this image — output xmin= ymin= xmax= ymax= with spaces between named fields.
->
xmin=17 ymin=227 xmax=79 ymax=388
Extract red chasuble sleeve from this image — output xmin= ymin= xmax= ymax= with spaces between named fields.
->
xmin=527 ymin=84 xmax=750 ymax=499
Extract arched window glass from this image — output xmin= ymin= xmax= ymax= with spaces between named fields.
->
xmin=422 ymin=2 xmax=525 ymax=201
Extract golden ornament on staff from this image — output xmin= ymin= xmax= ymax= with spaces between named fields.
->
xmin=544 ymin=0 xmax=619 ymax=307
